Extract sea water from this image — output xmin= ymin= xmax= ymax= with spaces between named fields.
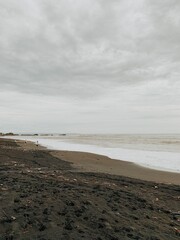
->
xmin=5 ymin=134 xmax=180 ymax=173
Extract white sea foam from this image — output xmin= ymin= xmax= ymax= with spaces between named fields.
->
xmin=5 ymin=134 xmax=180 ymax=173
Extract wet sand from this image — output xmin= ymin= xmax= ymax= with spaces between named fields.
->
xmin=0 ymin=138 xmax=180 ymax=240
xmin=51 ymin=150 xmax=180 ymax=185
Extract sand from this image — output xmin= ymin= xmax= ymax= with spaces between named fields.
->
xmin=51 ymin=150 xmax=180 ymax=185
xmin=0 ymin=138 xmax=180 ymax=240
xmin=17 ymin=139 xmax=180 ymax=185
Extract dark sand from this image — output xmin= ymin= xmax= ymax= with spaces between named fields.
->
xmin=0 ymin=138 xmax=180 ymax=240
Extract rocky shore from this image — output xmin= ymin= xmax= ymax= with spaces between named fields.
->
xmin=0 ymin=138 xmax=180 ymax=239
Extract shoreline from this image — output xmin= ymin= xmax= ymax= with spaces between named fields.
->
xmin=5 ymin=135 xmax=180 ymax=174
xmin=51 ymin=150 xmax=180 ymax=185
xmin=17 ymin=139 xmax=180 ymax=185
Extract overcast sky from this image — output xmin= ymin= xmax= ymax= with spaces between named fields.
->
xmin=0 ymin=0 xmax=180 ymax=134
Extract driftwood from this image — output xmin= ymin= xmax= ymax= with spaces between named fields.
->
xmin=171 ymin=212 xmax=180 ymax=216
xmin=1 ymin=210 xmax=16 ymax=222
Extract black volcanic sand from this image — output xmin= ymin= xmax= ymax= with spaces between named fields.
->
xmin=0 ymin=139 xmax=180 ymax=240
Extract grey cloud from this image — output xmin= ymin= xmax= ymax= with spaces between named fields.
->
xmin=1 ymin=0 xmax=180 ymax=98
xmin=0 ymin=0 xmax=180 ymax=133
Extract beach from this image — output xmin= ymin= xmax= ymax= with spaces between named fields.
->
xmin=0 ymin=138 xmax=180 ymax=239
xmin=51 ymin=150 xmax=180 ymax=185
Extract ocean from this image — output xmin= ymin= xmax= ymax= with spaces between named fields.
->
xmin=6 ymin=134 xmax=180 ymax=173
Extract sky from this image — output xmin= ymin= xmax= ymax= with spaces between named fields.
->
xmin=0 ymin=0 xmax=180 ymax=134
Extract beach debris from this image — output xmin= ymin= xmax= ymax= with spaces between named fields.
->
xmin=1 ymin=187 xmax=8 ymax=191
xmin=104 ymin=221 xmax=112 ymax=230
xmin=171 ymin=211 xmax=180 ymax=218
xmin=171 ymin=211 xmax=180 ymax=215
xmin=174 ymin=227 xmax=180 ymax=235
xmin=154 ymin=185 xmax=158 ymax=189
xmin=2 ymin=210 xmax=8 ymax=218
xmin=115 ymin=212 xmax=120 ymax=216
xmin=1 ymin=210 xmax=16 ymax=223
xmin=102 ymin=181 xmax=113 ymax=187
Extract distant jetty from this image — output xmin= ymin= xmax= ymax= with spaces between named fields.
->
xmin=0 ymin=132 xmax=17 ymax=136
xmin=0 ymin=133 xmax=66 ymax=137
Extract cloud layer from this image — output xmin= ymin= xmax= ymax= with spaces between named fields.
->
xmin=0 ymin=0 xmax=180 ymax=133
